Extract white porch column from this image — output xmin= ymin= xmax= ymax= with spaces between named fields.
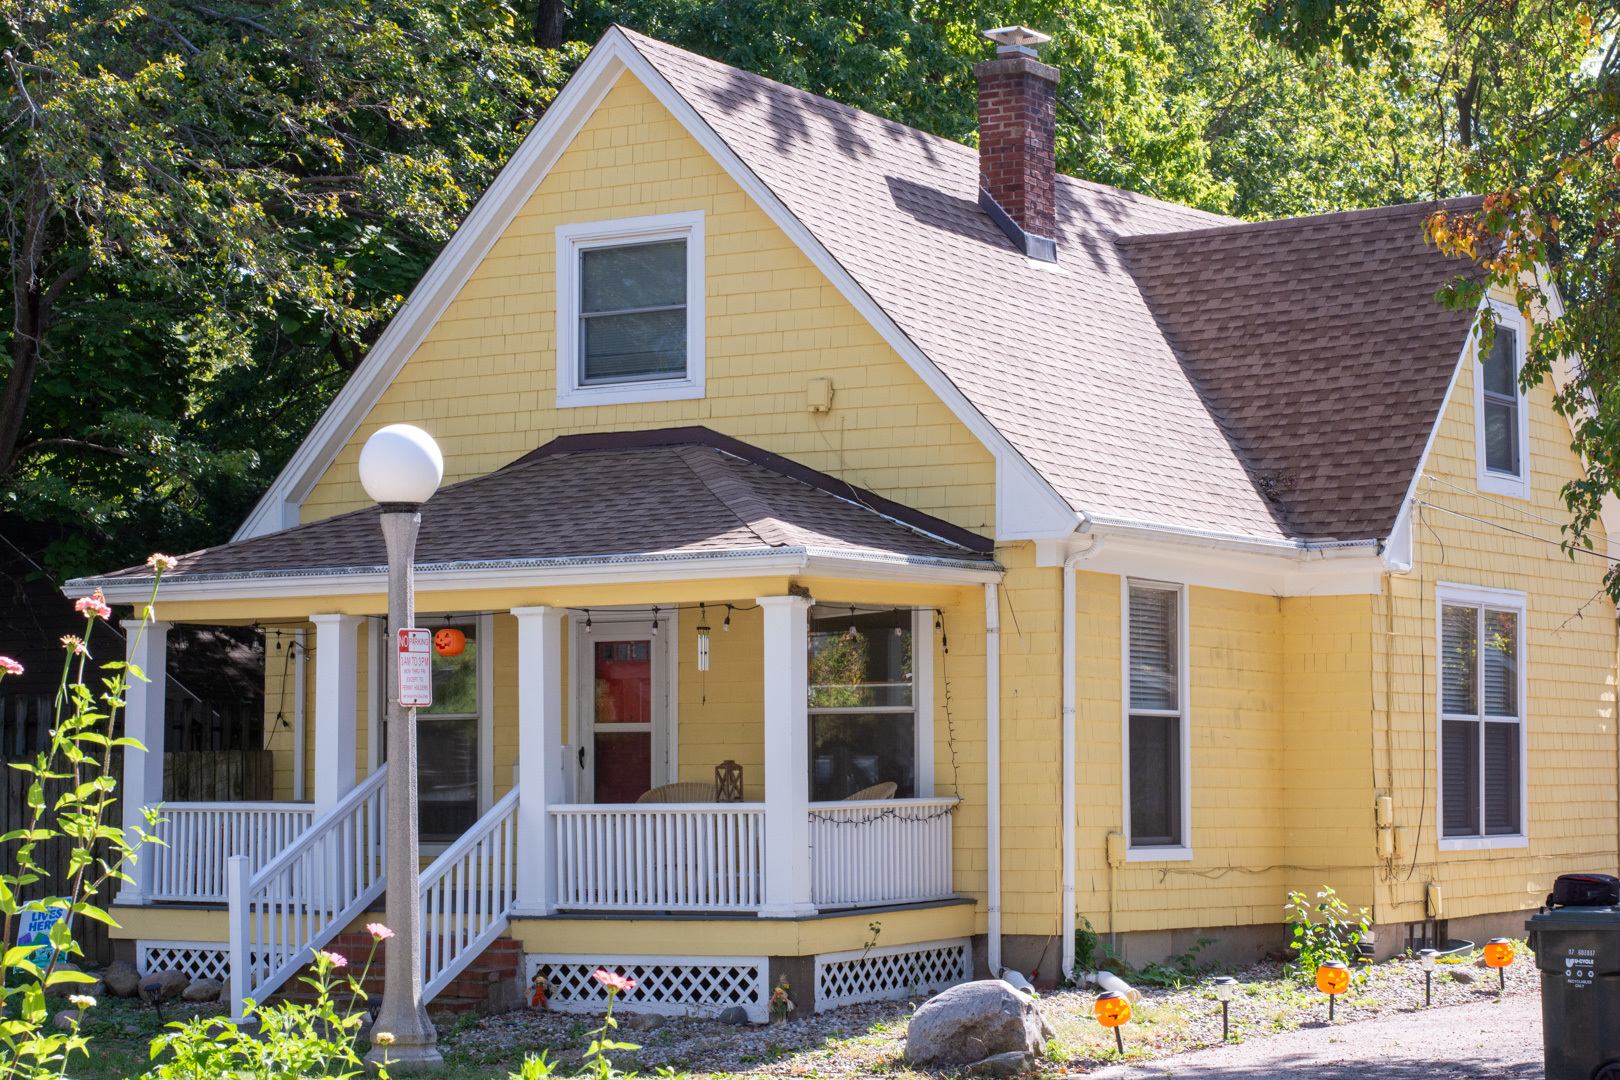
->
xmin=759 ymin=595 xmax=815 ymax=917
xmin=311 ymin=614 xmax=361 ymax=815
xmin=119 ymin=618 xmax=169 ymax=904
xmin=512 ymin=606 xmax=565 ymax=917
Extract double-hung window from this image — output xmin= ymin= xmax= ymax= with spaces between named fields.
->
xmin=1474 ymin=303 xmax=1529 ymax=498
xmin=1124 ymin=582 xmax=1189 ymax=855
xmin=1438 ymin=586 xmax=1527 ymax=848
xmin=807 ymin=607 xmax=917 ymax=801
xmin=555 ymin=211 xmax=705 ymax=409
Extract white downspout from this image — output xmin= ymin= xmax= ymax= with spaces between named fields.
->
xmin=986 ymin=582 xmax=1002 ymax=976
xmin=1061 ymin=533 xmax=1105 ymax=982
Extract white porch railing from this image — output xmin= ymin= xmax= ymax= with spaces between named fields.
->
xmin=421 ymin=786 xmax=520 ymax=1001
xmin=150 ymin=803 xmax=314 ymax=902
xmin=810 ymin=797 xmax=958 ymax=908
xmin=551 ymin=803 xmax=766 ymax=911
xmin=228 ymin=765 xmax=388 ymax=1018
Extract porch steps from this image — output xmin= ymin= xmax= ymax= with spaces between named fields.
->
xmin=266 ymin=935 xmax=524 ymax=1016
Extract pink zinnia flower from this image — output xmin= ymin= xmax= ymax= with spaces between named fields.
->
xmin=367 ymin=923 xmax=395 ymax=941
xmin=146 ymin=553 xmax=178 ymax=573
xmin=593 ymin=969 xmax=635 ymax=994
xmin=0 ymin=657 xmax=21 ymax=676
xmin=60 ymin=635 xmax=87 ymax=656
xmin=74 ymin=590 xmax=111 ymax=621
xmin=317 ymin=951 xmax=348 ymax=969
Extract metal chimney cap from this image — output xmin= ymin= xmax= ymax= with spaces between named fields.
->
xmin=982 ymin=25 xmax=1052 ymax=57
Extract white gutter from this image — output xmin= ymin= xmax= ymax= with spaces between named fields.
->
xmin=985 ymin=581 xmax=1002 ymax=977
xmin=67 ymin=546 xmax=1004 ymax=604
xmin=1085 ymin=513 xmax=1381 ymax=558
xmin=1060 ymin=532 xmax=1106 ymax=981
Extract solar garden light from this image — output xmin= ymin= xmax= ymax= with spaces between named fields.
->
xmin=1212 ymin=976 xmax=1238 ymax=1041
xmin=1315 ymin=959 xmax=1350 ymax=1021
xmin=1093 ymin=989 xmax=1131 ymax=1055
xmin=1483 ymin=938 xmax=1515 ymax=992
xmin=1417 ymin=948 xmax=1439 ymax=1007
xmin=358 ymin=424 xmax=445 ymax=1071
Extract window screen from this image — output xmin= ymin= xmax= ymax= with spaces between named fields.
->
xmin=1127 ymin=585 xmax=1182 ymax=847
xmin=807 ymin=607 xmax=915 ymax=800
xmin=1482 ymin=326 xmax=1520 ymax=476
xmin=579 ymin=240 xmax=687 ymax=384
xmin=1439 ymin=602 xmax=1522 ymax=839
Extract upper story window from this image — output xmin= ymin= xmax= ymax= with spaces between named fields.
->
xmin=1437 ymin=584 xmax=1527 ymax=849
xmin=555 ymin=211 xmax=705 ymax=409
xmin=1124 ymin=581 xmax=1191 ymax=858
xmin=1474 ymin=303 xmax=1529 ymax=499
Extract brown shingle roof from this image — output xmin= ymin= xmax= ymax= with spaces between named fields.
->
xmin=620 ymin=28 xmax=1483 ymax=543
xmin=1118 ymin=201 xmax=1483 ymax=540
xmin=87 ymin=430 xmax=992 ymax=583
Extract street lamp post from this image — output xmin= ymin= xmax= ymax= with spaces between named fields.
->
xmin=359 ymin=424 xmax=445 ymax=1071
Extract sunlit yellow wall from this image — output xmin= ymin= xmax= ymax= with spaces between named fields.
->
xmin=676 ymin=602 xmax=765 ymax=800
xmin=262 ymin=623 xmax=313 ymax=802
xmin=296 ymin=70 xmax=995 ymax=537
xmin=1373 ymin=303 xmax=1618 ymax=927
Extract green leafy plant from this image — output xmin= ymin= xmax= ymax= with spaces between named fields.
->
xmin=149 ymin=934 xmax=389 ymax=1080
xmin=0 ymin=562 xmax=172 ymax=1080
xmin=1284 ymin=887 xmax=1371 ymax=976
xmin=1132 ymin=937 xmax=1218 ymax=989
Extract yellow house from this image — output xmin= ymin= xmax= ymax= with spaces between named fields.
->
xmin=70 ymin=26 xmax=1618 ymax=1021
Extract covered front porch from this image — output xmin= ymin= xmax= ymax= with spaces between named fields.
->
xmin=79 ymin=430 xmax=999 ymax=1012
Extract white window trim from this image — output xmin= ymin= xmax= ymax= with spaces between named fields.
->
xmin=555 ymin=211 xmax=705 ymax=409
xmin=568 ymin=608 xmax=678 ymax=803
xmin=417 ymin=613 xmax=495 ymax=857
xmin=1434 ymin=581 xmax=1529 ymax=852
xmin=1121 ymin=578 xmax=1193 ymax=862
xmin=1473 ymin=299 xmax=1531 ymax=500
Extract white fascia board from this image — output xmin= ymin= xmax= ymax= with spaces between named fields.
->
xmin=66 ymin=547 xmax=1003 ymax=605
xmin=237 ymin=29 xmax=1079 ymax=545
xmin=1383 ymin=298 xmax=1480 ymax=572
xmin=1072 ymin=531 xmax=1386 ymax=597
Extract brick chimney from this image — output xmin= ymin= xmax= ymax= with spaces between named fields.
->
xmin=976 ymin=26 xmax=1059 ymax=262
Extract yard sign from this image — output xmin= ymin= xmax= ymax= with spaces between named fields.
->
xmin=398 ymin=628 xmax=433 ymax=708
xmin=17 ymin=907 xmax=65 ymax=963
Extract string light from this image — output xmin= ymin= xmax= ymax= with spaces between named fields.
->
xmin=584 ymin=610 xmax=593 ymax=634
xmin=723 ymin=605 xmax=732 ymax=632
xmin=846 ymin=605 xmax=858 ymax=639
xmin=651 ymin=606 xmax=660 ymax=636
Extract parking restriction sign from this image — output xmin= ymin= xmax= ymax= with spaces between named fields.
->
xmin=398 ymin=628 xmax=433 ymax=707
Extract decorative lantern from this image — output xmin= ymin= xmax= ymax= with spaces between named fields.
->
xmin=1316 ymin=959 xmax=1349 ymax=1020
xmin=433 ymin=628 xmax=466 ymax=657
xmin=1483 ymin=938 xmax=1514 ymax=990
xmin=1212 ymin=976 xmax=1238 ymax=1041
xmin=1093 ymin=989 xmax=1130 ymax=1054
xmin=697 ymin=607 xmax=711 ymax=672
xmin=1417 ymin=948 xmax=1439 ymax=1007
xmin=715 ymin=760 xmax=743 ymax=802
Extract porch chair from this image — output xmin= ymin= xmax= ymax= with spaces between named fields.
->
xmin=844 ymin=781 xmax=897 ymax=801
xmin=636 ymin=782 xmax=715 ymax=803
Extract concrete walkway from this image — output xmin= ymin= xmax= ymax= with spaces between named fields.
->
xmin=1085 ymin=996 xmax=1544 ymax=1079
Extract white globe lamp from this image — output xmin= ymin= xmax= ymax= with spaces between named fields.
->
xmin=358 ymin=424 xmax=443 ymax=505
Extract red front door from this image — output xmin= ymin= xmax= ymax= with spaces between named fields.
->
xmin=592 ymin=639 xmax=652 ymax=803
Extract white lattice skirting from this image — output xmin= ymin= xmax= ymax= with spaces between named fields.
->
xmin=815 ymin=937 xmax=970 ymax=1010
xmin=136 ymin=940 xmax=231 ymax=982
xmin=527 ymin=955 xmax=769 ymax=1023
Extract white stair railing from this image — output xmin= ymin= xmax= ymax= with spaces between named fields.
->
xmin=228 ymin=765 xmax=388 ymax=1019
xmin=151 ymin=803 xmax=314 ymax=902
xmin=420 ymin=785 xmax=520 ymax=1003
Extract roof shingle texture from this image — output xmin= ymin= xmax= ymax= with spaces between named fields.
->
xmin=1119 ymin=203 xmax=1483 ymax=540
xmin=621 ymin=28 xmax=1483 ymax=542
xmin=94 ymin=443 xmax=989 ymax=581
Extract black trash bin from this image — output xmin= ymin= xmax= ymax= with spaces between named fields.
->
xmin=1528 ymin=873 xmax=1620 ymax=1080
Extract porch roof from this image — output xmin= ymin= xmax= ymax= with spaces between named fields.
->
xmin=71 ymin=429 xmax=996 ymax=594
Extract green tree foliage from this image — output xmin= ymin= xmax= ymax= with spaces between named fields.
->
xmin=0 ymin=0 xmax=578 ymax=579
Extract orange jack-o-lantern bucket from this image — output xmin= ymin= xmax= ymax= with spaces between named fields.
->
xmin=434 ymin=628 xmax=466 ymax=657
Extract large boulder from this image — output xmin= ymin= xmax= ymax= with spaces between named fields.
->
xmin=905 ymin=981 xmax=1052 ymax=1067
xmin=182 ymin=978 xmax=222 ymax=1003
xmin=138 ymin=969 xmax=189 ymax=1000
xmin=103 ymin=961 xmax=140 ymax=998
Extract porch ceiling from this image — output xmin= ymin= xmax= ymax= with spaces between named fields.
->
xmin=71 ymin=428 xmax=996 ymax=597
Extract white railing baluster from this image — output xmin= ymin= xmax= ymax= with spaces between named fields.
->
xmin=417 ymin=786 xmax=520 ymax=1003
xmin=807 ymin=797 xmax=959 ymax=908
xmin=149 ymin=802 xmax=317 ymax=903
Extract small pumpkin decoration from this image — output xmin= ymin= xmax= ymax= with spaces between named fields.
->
xmin=433 ymin=627 xmax=466 ymax=657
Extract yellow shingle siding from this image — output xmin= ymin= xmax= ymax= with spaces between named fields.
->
xmin=297 ymin=71 xmax=995 ymax=537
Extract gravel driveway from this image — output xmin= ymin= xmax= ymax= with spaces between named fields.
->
xmin=1084 ymin=995 xmax=1544 ymax=1079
